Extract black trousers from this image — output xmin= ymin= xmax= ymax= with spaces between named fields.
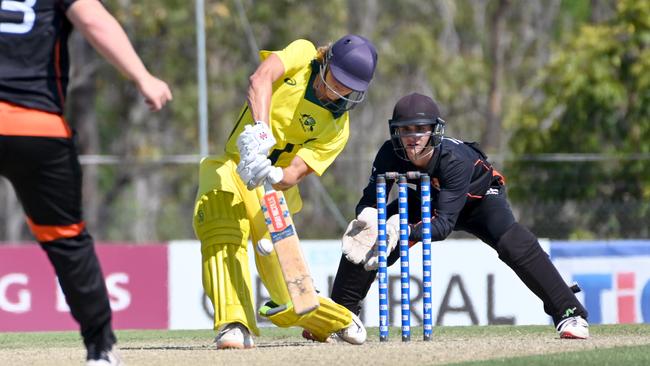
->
xmin=0 ymin=135 xmax=115 ymax=354
xmin=330 ymin=184 xmax=587 ymax=325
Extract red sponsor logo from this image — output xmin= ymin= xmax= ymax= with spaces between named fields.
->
xmin=264 ymin=192 xmax=287 ymax=231
xmin=0 ymin=244 xmax=168 ymax=331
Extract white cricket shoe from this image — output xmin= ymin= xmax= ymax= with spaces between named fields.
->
xmin=86 ymin=348 xmax=123 ymax=366
xmin=215 ymin=322 xmax=255 ymax=349
xmin=557 ymin=315 xmax=589 ymax=339
xmin=336 ymin=312 xmax=367 ymax=345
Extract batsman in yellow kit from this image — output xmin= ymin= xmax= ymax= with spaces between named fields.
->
xmin=193 ymin=35 xmax=378 ymax=349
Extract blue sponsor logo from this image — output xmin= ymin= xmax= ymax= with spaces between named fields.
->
xmin=270 ymin=225 xmax=296 ymax=242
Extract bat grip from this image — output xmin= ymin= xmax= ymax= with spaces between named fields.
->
xmin=263 ymin=180 xmax=274 ymax=192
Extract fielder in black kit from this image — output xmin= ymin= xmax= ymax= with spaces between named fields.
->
xmin=1 ymin=1 xmax=171 ymax=364
xmin=331 ymin=93 xmax=589 ymax=339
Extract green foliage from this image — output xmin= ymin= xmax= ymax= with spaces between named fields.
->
xmin=507 ymin=0 xmax=650 ymax=238
xmin=30 ymin=0 xmax=641 ymax=241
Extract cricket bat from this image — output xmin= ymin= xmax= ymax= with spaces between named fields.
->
xmin=261 ymin=181 xmax=319 ymax=315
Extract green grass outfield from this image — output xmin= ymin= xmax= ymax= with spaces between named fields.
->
xmin=1 ymin=324 xmax=649 ymax=365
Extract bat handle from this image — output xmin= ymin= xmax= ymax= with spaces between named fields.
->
xmin=263 ymin=180 xmax=274 ymax=193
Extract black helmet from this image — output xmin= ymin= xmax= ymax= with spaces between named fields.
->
xmin=389 ymin=93 xmax=445 ymax=161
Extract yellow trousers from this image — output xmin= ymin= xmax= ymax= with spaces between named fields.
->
xmin=193 ymin=156 xmax=302 ymax=335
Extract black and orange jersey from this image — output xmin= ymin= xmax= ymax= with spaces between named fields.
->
xmin=0 ymin=0 xmax=79 ymax=114
xmin=357 ymin=137 xmax=505 ymax=241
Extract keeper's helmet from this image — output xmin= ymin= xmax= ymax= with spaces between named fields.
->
xmin=389 ymin=93 xmax=446 ymax=161
xmin=319 ymin=34 xmax=378 ymax=113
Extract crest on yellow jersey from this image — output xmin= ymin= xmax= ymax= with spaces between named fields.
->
xmin=300 ymin=114 xmax=316 ymax=132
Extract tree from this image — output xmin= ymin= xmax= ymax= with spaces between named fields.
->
xmin=507 ymin=0 xmax=650 ymax=238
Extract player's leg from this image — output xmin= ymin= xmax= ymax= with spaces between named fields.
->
xmin=456 ymin=185 xmax=588 ymax=338
xmin=193 ymin=157 xmax=258 ymax=349
xmin=327 ymin=193 xmax=424 ymax=343
xmin=3 ymin=135 xmax=117 ymax=360
xmin=247 ymin=185 xmax=362 ymax=344
xmin=330 ymin=255 xmax=377 ymax=315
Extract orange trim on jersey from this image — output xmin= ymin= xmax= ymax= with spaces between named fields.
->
xmin=467 ymin=193 xmax=483 ymax=199
xmin=0 ymin=101 xmax=72 ymax=137
xmin=26 ymin=217 xmax=85 ymax=242
xmin=54 ymin=37 xmax=65 ymax=106
xmin=493 ymin=169 xmax=506 ymax=185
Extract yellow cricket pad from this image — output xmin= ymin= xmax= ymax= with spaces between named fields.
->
xmin=202 ymin=244 xmax=260 ymax=336
xmin=259 ymin=296 xmax=352 ymax=342
xmin=194 ymin=189 xmax=249 ymax=247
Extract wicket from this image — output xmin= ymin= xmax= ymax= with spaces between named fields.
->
xmin=377 ymin=171 xmax=433 ymax=342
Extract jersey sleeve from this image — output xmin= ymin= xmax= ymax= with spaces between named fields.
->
xmin=429 ymin=156 xmax=474 ymax=241
xmin=259 ymin=39 xmax=316 ymax=76
xmin=295 ymin=115 xmax=349 ymax=176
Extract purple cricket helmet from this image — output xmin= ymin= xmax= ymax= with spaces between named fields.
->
xmin=319 ymin=34 xmax=378 ymax=113
xmin=328 ymin=34 xmax=378 ymax=92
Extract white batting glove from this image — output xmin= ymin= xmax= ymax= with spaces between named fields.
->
xmin=266 ymin=166 xmax=284 ymax=185
xmin=248 ymin=165 xmax=283 ymax=190
xmin=364 ymin=214 xmax=401 ymax=271
xmin=236 ymin=154 xmax=284 ymax=190
xmin=341 ymin=207 xmax=378 ymax=266
xmin=237 ymin=121 xmax=276 ymax=158
xmin=236 ymin=153 xmax=270 ymax=189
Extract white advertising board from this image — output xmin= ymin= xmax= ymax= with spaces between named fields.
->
xmin=168 ymin=239 xmax=551 ymax=329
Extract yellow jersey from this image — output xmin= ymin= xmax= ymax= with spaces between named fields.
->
xmin=225 ymin=39 xmax=350 ymax=176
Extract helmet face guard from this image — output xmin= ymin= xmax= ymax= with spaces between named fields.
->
xmin=390 ymin=117 xmax=445 ymax=161
xmin=317 ymin=57 xmax=366 ymax=113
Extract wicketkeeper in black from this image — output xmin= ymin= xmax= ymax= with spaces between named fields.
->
xmin=330 ymin=92 xmax=589 ymax=339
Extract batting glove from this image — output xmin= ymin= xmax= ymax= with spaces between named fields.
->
xmin=236 ymin=153 xmax=284 ymax=190
xmin=237 ymin=121 xmax=276 ymax=158
xmin=236 ymin=153 xmax=270 ymax=189
xmin=249 ymin=164 xmax=283 ymax=190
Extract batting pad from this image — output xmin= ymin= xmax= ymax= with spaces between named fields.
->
xmin=202 ymin=243 xmax=260 ymax=336
xmin=193 ymin=190 xmax=249 ymax=247
xmin=259 ymin=296 xmax=352 ymax=342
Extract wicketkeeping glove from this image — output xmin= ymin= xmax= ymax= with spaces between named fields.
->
xmin=341 ymin=207 xmax=378 ymax=266
xmin=237 ymin=121 xmax=276 ymax=158
xmin=364 ymin=214 xmax=401 ymax=271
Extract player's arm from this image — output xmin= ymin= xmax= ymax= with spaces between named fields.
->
xmin=273 ymin=155 xmax=313 ymax=190
xmin=66 ymin=0 xmax=172 ymax=111
xmin=247 ymin=53 xmax=285 ymax=125
xmin=426 ymin=159 xmax=473 ymax=241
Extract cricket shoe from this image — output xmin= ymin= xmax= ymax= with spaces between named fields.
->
xmin=301 ymin=329 xmax=342 ymax=343
xmin=86 ymin=347 xmax=123 ymax=366
xmin=335 ymin=312 xmax=367 ymax=345
xmin=557 ymin=315 xmax=589 ymax=339
xmin=215 ymin=322 xmax=255 ymax=349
